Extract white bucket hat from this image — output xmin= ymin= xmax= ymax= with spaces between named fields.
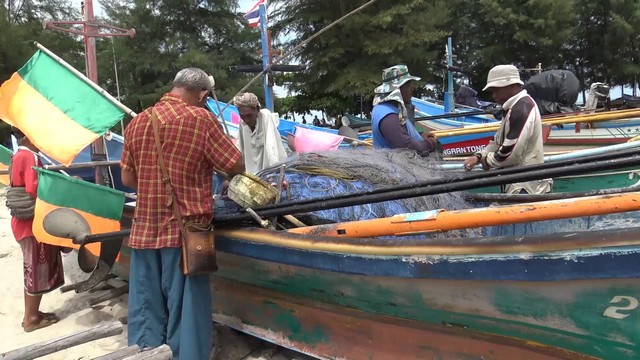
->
xmin=483 ymin=64 xmax=523 ymax=91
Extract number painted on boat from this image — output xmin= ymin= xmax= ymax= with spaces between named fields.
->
xmin=603 ymin=296 xmax=639 ymax=319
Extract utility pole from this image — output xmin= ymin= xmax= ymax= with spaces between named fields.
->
xmin=44 ymin=0 xmax=134 ymax=186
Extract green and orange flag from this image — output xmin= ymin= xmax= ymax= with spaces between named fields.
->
xmin=0 ymin=50 xmax=125 ymax=165
xmin=32 ymin=168 xmax=125 ymax=256
xmin=0 ymin=144 xmax=12 ymax=185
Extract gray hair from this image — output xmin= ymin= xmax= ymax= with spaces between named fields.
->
xmin=172 ymin=68 xmax=213 ymax=92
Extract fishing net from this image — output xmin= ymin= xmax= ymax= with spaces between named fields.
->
xmin=222 ymin=148 xmax=481 ymax=238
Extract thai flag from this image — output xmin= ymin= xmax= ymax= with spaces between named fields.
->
xmin=244 ymin=0 xmax=266 ymax=28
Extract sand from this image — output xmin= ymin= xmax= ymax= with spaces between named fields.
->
xmin=0 ymin=200 xmax=128 ymax=359
xmin=0 ymin=193 xmax=315 ymax=360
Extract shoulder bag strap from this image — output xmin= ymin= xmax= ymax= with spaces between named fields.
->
xmin=150 ymin=110 xmax=188 ymax=237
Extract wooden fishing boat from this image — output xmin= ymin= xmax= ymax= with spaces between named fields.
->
xmin=80 ymin=151 xmax=640 ymax=359
xmin=97 ymin=197 xmax=640 ymax=360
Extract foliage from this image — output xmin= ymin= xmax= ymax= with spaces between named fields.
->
xmin=1 ymin=0 xmax=640 ymax=119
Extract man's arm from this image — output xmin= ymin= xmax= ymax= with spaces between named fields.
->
xmin=121 ymin=167 xmax=137 ymax=190
xmin=120 ymin=123 xmax=137 ymax=189
xmin=204 ymin=115 xmax=245 ymax=177
xmin=483 ymin=101 xmax=535 ymax=169
xmin=379 ymin=113 xmax=436 ymax=156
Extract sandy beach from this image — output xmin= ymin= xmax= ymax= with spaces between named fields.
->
xmin=0 ymin=195 xmax=128 ymax=359
xmin=0 ymin=192 xmax=314 ymax=360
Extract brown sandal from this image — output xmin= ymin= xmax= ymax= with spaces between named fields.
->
xmin=21 ymin=312 xmax=59 ymax=327
xmin=23 ymin=317 xmax=57 ymax=333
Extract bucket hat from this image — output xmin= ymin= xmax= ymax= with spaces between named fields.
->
xmin=483 ymin=64 xmax=523 ymax=91
xmin=374 ymin=65 xmax=421 ymax=94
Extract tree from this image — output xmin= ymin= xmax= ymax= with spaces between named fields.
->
xmin=270 ymin=0 xmax=452 ymax=115
xmin=451 ymin=0 xmax=574 ymax=95
xmin=98 ymin=0 xmax=264 ymax=114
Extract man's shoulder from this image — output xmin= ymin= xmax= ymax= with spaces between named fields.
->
xmin=511 ymin=94 xmax=536 ymax=115
xmin=179 ymin=104 xmax=216 ymax=122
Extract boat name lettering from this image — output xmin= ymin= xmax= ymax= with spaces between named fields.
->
xmin=602 ymin=296 xmax=639 ymax=319
xmin=443 ymin=145 xmax=487 ymax=155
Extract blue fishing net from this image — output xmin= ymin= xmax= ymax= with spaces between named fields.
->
xmin=216 ymin=149 xmax=480 ymax=238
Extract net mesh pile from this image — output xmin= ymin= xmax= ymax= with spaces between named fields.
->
xmin=255 ymin=149 xmax=480 ymax=238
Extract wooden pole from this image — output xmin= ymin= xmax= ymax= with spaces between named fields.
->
xmin=88 ymin=284 xmax=129 ymax=307
xmin=1 ymin=321 xmax=123 ymax=360
xmin=287 ymin=191 xmax=640 ymax=238
xmin=92 ymin=345 xmax=141 ymax=360
xmin=431 ymin=108 xmax=640 ymax=138
xmin=122 ymin=345 xmax=173 ymax=360
xmin=34 ymin=42 xmax=136 ymax=118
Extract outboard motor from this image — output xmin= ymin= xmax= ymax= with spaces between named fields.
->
xmin=585 ymin=82 xmax=610 ymax=110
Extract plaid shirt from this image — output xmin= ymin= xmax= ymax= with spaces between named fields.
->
xmin=121 ymin=93 xmax=241 ymax=249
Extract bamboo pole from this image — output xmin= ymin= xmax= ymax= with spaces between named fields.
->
xmin=34 ymin=42 xmax=137 ymax=118
xmin=88 ymin=284 xmax=129 ymax=307
xmin=287 ymin=191 xmax=640 ymax=238
xmin=431 ymin=108 xmax=640 ymax=138
xmin=0 ymin=160 xmax=127 ymax=175
xmin=1 ymin=320 xmax=124 ymax=360
xmin=122 ymin=345 xmax=172 ymax=360
xmin=92 ymin=346 xmax=141 ymax=360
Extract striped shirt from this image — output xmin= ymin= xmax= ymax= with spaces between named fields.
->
xmin=479 ymin=90 xmax=552 ymax=194
xmin=121 ymin=93 xmax=241 ymax=249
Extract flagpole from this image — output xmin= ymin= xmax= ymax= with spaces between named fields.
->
xmin=259 ymin=3 xmax=274 ymax=111
xmin=34 ymin=42 xmax=137 ymax=118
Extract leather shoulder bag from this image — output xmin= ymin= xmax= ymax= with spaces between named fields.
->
xmin=150 ymin=111 xmax=218 ymax=275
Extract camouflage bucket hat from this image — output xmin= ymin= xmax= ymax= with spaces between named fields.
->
xmin=374 ymin=65 xmax=421 ymax=94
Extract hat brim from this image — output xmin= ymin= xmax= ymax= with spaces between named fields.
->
xmin=375 ymin=75 xmax=421 ymax=94
xmin=483 ymin=78 xmax=524 ymax=91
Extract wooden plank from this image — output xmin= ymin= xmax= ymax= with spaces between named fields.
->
xmin=0 ymin=320 xmax=123 ymax=360
xmin=92 ymin=345 xmax=141 ymax=360
xmin=121 ymin=345 xmax=172 ymax=360
xmin=89 ymin=284 xmax=129 ymax=307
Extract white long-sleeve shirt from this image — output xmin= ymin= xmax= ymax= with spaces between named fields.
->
xmin=237 ymin=109 xmax=287 ymax=174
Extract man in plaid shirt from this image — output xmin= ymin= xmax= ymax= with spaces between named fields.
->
xmin=121 ymin=68 xmax=245 ymax=360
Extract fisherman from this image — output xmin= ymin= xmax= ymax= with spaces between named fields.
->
xmin=233 ymin=92 xmax=287 ymax=174
xmin=463 ymin=64 xmax=552 ymax=194
xmin=371 ymin=65 xmax=439 ymax=155
xmin=121 ymin=68 xmax=245 ymax=360
xmin=9 ymin=127 xmax=65 ymax=332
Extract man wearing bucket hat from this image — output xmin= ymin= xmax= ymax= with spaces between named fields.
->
xmin=371 ymin=65 xmax=438 ymax=155
xmin=463 ymin=64 xmax=552 ymax=194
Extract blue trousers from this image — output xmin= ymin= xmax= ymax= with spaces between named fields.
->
xmin=128 ymin=248 xmax=212 ymax=360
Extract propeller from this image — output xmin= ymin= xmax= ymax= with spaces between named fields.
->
xmin=43 ymin=208 xmax=91 ymax=244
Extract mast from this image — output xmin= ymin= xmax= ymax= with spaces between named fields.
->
xmin=44 ymin=0 xmax=134 ymax=186
xmin=444 ymin=37 xmax=455 ymax=114
xmin=259 ymin=3 xmax=274 ymax=111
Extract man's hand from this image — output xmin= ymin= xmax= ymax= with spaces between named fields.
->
xmin=421 ymin=132 xmax=437 ymax=141
xmin=421 ymin=132 xmax=439 ymax=149
xmin=463 ymin=155 xmax=480 ymax=172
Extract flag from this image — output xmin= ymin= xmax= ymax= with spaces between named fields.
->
xmin=0 ymin=50 xmax=125 ymax=166
xmin=244 ymin=0 xmax=266 ymax=28
xmin=0 ymin=144 xmax=12 ymax=186
xmin=32 ymin=168 xmax=125 ymax=256
xmin=290 ymin=127 xmax=344 ymax=153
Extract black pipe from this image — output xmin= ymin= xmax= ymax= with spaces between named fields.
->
xmin=415 ymin=110 xmax=493 ymax=122
xmin=464 ymin=184 xmax=640 ymax=203
xmin=215 ymin=155 xmax=640 ymax=224
xmin=253 ymin=147 xmax=640 ymax=213
xmin=78 ymin=230 xmax=132 ymax=245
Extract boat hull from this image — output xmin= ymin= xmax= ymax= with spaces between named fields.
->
xmin=212 ymin=277 xmax=596 ymax=360
xmin=204 ymin=226 xmax=640 ymax=359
